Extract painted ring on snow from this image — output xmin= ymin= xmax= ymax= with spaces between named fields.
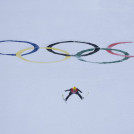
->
xmin=46 ymin=41 xmax=100 ymax=56
xmin=0 ymin=40 xmax=39 ymax=56
xmin=76 ymin=48 xmax=130 ymax=64
xmin=16 ymin=47 xmax=71 ymax=63
xmin=107 ymin=42 xmax=134 ymax=57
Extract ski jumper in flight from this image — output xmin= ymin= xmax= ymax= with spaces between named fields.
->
xmin=65 ymin=86 xmax=84 ymax=101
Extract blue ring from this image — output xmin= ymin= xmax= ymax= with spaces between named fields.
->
xmin=0 ymin=40 xmax=39 ymax=56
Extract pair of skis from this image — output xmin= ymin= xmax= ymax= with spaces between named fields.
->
xmin=62 ymin=92 xmax=90 ymax=102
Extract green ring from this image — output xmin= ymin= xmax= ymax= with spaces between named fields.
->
xmin=76 ymin=48 xmax=130 ymax=64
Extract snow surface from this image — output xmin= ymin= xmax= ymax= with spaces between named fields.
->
xmin=0 ymin=0 xmax=134 ymax=134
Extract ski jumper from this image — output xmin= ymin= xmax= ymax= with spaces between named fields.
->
xmin=65 ymin=88 xmax=83 ymax=101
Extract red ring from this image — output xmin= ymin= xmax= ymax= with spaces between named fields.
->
xmin=107 ymin=42 xmax=134 ymax=57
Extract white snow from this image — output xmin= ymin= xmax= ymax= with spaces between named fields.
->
xmin=0 ymin=0 xmax=134 ymax=134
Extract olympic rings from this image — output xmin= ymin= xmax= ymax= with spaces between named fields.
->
xmin=0 ymin=40 xmax=133 ymax=64
xmin=16 ymin=47 xmax=71 ymax=63
xmin=0 ymin=40 xmax=39 ymax=56
xmin=76 ymin=48 xmax=129 ymax=64
xmin=46 ymin=41 xmax=100 ymax=56
xmin=107 ymin=42 xmax=134 ymax=57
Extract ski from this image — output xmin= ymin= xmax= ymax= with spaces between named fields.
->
xmin=62 ymin=94 xmax=67 ymax=103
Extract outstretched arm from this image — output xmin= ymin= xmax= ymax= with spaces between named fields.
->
xmin=65 ymin=89 xmax=70 ymax=92
xmin=78 ymin=89 xmax=82 ymax=93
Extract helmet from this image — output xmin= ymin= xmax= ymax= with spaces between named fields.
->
xmin=72 ymin=86 xmax=77 ymax=91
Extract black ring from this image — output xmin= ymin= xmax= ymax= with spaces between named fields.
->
xmin=46 ymin=41 xmax=100 ymax=56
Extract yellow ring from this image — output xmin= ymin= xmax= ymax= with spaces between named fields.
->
xmin=16 ymin=47 xmax=71 ymax=63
